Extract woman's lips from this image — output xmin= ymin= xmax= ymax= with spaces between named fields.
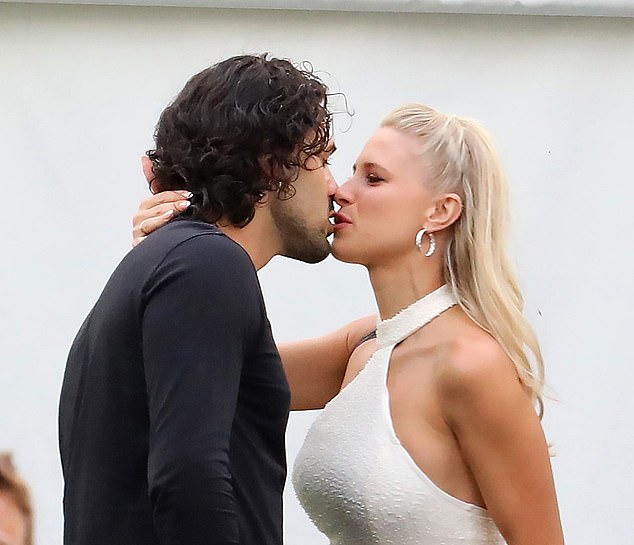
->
xmin=331 ymin=211 xmax=352 ymax=231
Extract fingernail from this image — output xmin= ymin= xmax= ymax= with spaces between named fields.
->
xmin=176 ymin=200 xmax=191 ymax=210
xmin=164 ymin=209 xmax=175 ymax=217
xmin=177 ymin=190 xmax=193 ymax=198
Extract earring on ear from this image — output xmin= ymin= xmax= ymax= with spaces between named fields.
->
xmin=415 ymin=228 xmax=436 ymax=257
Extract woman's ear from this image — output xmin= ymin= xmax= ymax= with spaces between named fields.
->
xmin=426 ymin=193 xmax=463 ymax=231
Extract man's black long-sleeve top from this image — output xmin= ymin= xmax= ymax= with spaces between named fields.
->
xmin=59 ymin=219 xmax=290 ymax=545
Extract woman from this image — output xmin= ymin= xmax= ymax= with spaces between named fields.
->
xmin=133 ymin=103 xmax=564 ymax=544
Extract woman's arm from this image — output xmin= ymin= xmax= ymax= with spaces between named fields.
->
xmin=280 ymin=315 xmax=376 ymax=411
xmin=439 ymin=343 xmax=564 ymax=545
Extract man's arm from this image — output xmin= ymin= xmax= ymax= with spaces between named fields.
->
xmin=142 ymin=234 xmax=261 ymax=544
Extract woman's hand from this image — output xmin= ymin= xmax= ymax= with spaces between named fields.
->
xmin=132 ymin=156 xmax=192 ymax=246
xmin=132 ymin=191 xmax=192 ymax=246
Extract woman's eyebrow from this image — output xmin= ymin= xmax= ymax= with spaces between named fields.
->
xmin=353 ymin=161 xmax=390 ymax=174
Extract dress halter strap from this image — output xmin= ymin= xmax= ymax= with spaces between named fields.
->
xmin=375 ymin=285 xmax=458 ymax=349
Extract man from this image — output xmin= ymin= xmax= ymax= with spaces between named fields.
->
xmin=0 ymin=452 xmax=33 ymax=545
xmin=59 ymin=54 xmax=337 ymax=545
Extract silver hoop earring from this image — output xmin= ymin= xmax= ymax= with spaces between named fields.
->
xmin=415 ymin=229 xmax=436 ymax=257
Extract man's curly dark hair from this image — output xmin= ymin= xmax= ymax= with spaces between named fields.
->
xmin=146 ymin=54 xmax=332 ymax=227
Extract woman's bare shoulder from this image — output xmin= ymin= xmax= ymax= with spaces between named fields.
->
xmin=432 ymin=317 xmax=521 ymax=403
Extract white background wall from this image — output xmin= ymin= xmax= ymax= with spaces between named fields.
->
xmin=10 ymin=0 xmax=634 ymax=17
xmin=1 ymin=4 xmax=633 ymax=544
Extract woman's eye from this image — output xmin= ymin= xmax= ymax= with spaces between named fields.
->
xmin=366 ymin=174 xmax=384 ymax=184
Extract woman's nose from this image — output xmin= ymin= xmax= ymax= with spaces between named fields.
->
xmin=334 ymin=180 xmax=353 ymax=206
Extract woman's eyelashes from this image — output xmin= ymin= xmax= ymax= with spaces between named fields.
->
xmin=366 ymin=173 xmax=385 ymax=184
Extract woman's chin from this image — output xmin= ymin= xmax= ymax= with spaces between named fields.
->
xmin=331 ymin=240 xmax=365 ymax=265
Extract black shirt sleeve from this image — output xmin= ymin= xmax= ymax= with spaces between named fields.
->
xmin=141 ymin=233 xmax=262 ymax=545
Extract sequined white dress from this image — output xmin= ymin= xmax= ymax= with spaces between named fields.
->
xmin=292 ymin=285 xmax=507 ymax=545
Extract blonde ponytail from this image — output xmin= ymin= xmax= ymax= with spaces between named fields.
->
xmin=382 ymin=104 xmax=545 ymax=415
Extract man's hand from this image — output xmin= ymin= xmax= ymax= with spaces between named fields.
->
xmin=132 ymin=157 xmax=192 ymax=246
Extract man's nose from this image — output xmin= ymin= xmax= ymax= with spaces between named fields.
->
xmin=324 ymin=166 xmax=338 ymax=196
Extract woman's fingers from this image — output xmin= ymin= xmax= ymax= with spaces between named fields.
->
xmin=132 ymin=209 xmax=176 ymax=246
xmin=135 ymin=157 xmax=193 ymax=246
xmin=134 ymin=199 xmax=190 ymax=224
xmin=132 ymin=197 xmax=191 ymax=245
xmin=138 ymin=190 xmax=192 ymax=211
xmin=139 ymin=209 xmax=174 ymax=235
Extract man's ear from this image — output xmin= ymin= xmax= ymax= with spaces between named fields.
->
xmin=141 ymin=156 xmax=160 ymax=194
xmin=256 ymin=191 xmax=273 ymax=208
xmin=425 ymin=193 xmax=463 ymax=231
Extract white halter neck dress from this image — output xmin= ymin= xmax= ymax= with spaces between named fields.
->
xmin=292 ymin=285 xmax=506 ymax=545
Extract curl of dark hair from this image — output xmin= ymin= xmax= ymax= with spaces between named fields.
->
xmin=146 ymin=54 xmax=333 ymax=226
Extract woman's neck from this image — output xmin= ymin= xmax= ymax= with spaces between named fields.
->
xmin=368 ymin=254 xmax=445 ymax=321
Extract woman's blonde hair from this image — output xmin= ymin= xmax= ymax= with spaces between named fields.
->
xmin=382 ymin=103 xmax=545 ymax=415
